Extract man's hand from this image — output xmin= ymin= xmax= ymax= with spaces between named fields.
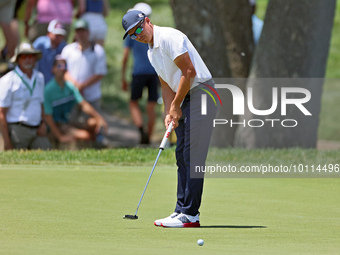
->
xmin=164 ymin=114 xmax=177 ymax=130
xmin=58 ymin=134 xmax=76 ymax=143
xmin=122 ymin=79 xmax=128 ymax=92
xmin=36 ymin=122 xmax=47 ymax=136
xmin=95 ymin=117 xmax=108 ymax=134
xmin=4 ymin=141 xmax=14 ymax=151
xmin=168 ymin=103 xmax=182 ymax=129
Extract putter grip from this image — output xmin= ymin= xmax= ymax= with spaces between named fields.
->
xmin=159 ymin=122 xmax=173 ymax=150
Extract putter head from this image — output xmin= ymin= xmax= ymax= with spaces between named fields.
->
xmin=123 ymin=214 xmax=138 ymax=220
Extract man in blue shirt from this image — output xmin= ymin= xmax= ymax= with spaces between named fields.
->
xmin=121 ymin=3 xmax=159 ymax=145
xmin=33 ymin=19 xmax=67 ymax=84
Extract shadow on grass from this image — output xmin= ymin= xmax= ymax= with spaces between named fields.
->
xmin=200 ymin=225 xmax=267 ymax=229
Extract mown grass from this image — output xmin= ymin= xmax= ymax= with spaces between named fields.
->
xmin=1 ymin=161 xmax=339 ymax=254
xmin=0 ymin=147 xmax=339 ymax=166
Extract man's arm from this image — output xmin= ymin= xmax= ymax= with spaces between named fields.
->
xmin=78 ymin=100 xmax=108 ymax=134
xmin=45 ymin=115 xmax=75 ymax=143
xmin=103 ymin=0 xmax=110 ymax=17
xmin=76 ymin=0 xmax=86 ymax=18
xmin=121 ymin=47 xmax=130 ymax=91
xmin=77 ymin=74 xmax=104 ymax=91
xmin=36 ymin=104 xmax=48 ymax=136
xmin=24 ymin=0 xmax=38 ymax=38
xmin=159 ymin=76 xmax=176 ymax=129
xmin=168 ymin=52 xmax=196 ymax=128
xmin=0 ymin=107 xmax=13 ymax=150
xmin=65 ymin=73 xmax=104 ymax=92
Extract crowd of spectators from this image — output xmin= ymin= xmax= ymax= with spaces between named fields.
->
xmin=0 ymin=1 xmax=262 ymax=151
xmin=0 ymin=0 xmax=110 ymax=150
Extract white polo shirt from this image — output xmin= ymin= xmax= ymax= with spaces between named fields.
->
xmin=147 ymin=25 xmax=212 ymax=93
xmin=0 ymin=66 xmax=45 ymax=126
xmin=61 ymin=42 xmax=107 ymax=103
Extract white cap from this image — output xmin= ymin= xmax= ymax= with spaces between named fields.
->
xmin=133 ymin=2 xmax=152 ymax=16
xmin=48 ymin=19 xmax=66 ymax=36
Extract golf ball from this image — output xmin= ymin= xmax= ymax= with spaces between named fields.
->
xmin=197 ymin=239 xmax=204 ymax=246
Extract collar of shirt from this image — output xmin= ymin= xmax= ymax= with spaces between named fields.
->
xmin=76 ymin=42 xmax=93 ymax=53
xmin=14 ymin=66 xmax=38 ymax=87
xmin=150 ymin=25 xmax=160 ymax=49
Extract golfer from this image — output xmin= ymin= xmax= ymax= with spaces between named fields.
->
xmin=122 ymin=10 xmax=216 ymax=228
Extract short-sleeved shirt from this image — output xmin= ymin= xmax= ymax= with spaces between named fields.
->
xmin=44 ymin=78 xmax=84 ymax=123
xmin=33 ymin=35 xmax=67 ymax=84
xmin=0 ymin=66 xmax=45 ymax=126
xmin=85 ymin=0 xmax=103 ymax=13
xmin=124 ymin=36 xmax=156 ymax=75
xmin=61 ymin=42 xmax=107 ymax=103
xmin=147 ymin=25 xmax=212 ymax=93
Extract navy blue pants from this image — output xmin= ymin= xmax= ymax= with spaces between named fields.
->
xmin=174 ymin=81 xmax=217 ymax=216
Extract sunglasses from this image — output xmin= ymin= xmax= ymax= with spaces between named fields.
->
xmin=56 ymin=63 xmax=67 ymax=70
xmin=19 ymin=54 xmax=36 ymax=60
xmin=130 ymin=20 xmax=144 ymax=40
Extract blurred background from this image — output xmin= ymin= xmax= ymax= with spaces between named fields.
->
xmin=0 ymin=0 xmax=339 ymax=148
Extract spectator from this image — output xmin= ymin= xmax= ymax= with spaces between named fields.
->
xmin=33 ymin=19 xmax=67 ymax=84
xmin=24 ymin=0 xmax=75 ymax=42
xmin=0 ymin=42 xmax=50 ymax=150
xmin=0 ymin=0 xmax=16 ymax=60
xmin=76 ymin=0 xmax=110 ymax=46
xmin=61 ymin=19 xmax=107 ymax=112
xmin=44 ymin=55 xmax=107 ymax=146
xmin=122 ymin=3 xmax=158 ymax=144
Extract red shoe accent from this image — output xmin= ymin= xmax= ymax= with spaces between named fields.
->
xmin=183 ymin=222 xmax=200 ymax=228
xmin=160 ymin=222 xmax=200 ymax=228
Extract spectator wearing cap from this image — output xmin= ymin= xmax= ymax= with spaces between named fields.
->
xmin=24 ymin=0 xmax=75 ymax=43
xmin=33 ymin=19 xmax=67 ymax=84
xmin=76 ymin=0 xmax=110 ymax=46
xmin=0 ymin=42 xmax=51 ymax=150
xmin=61 ymin=19 xmax=107 ymax=112
xmin=121 ymin=3 xmax=159 ymax=144
xmin=44 ymin=55 xmax=108 ymax=147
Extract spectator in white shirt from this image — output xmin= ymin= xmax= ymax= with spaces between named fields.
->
xmin=0 ymin=42 xmax=50 ymax=150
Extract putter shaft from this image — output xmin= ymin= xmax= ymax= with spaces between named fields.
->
xmin=134 ymin=148 xmax=163 ymax=216
xmin=124 ymin=122 xmax=173 ymax=219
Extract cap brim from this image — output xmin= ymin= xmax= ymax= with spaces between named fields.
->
xmin=53 ymin=30 xmax=67 ymax=36
xmin=75 ymin=27 xmax=88 ymax=30
xmin=123 ymin=20 xmax=141 ymax=39
xmin=10 ymin=51 xmax=42 ymax=63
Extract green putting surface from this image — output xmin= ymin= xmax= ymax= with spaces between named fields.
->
xmin=1 ymin=164 xmax=339 ymax=254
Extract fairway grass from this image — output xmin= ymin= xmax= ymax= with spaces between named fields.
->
xmin=1 ymin=163 xmax=339 ymax=254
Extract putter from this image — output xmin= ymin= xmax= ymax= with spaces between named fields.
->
xmin=124 ymin=122 xmax=173 ymax=220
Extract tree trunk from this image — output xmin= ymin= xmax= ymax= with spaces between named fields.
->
xmin=170 ymin=0 xmax=254 ymax=147
xmin=169 ymin=0 xmax=231 ymax=78
xmin=234 ymin=0 xmax=336 ymax=148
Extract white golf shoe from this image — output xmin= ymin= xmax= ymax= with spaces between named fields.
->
xmin=154 ymin=212 xmax=179 ymax=226
xmin=160 ymin=213 xmax=200 ymax=228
